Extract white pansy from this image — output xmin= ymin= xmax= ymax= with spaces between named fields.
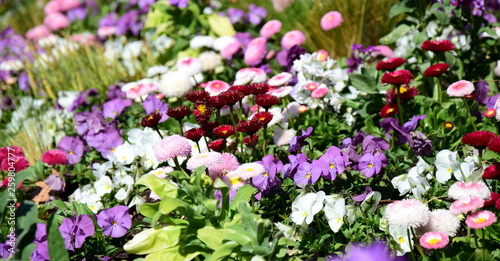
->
xmin=274 ymin=222 xmax=303 ymax=241
xmin=147 ymin=65 xmax=169 ymax=78
xmin=345 ymin=205 xmax=356 ymax=225
xmin=113 ymin=143 xmax=137 ymax=165
xmin=152 ymin=35 xmax=174 ymax=51
xmin=129 ymin=195 xmax=146 ymax=212
xmin=57 ymin=91 xmax=80 ymax=110
xmin=94 ymin=176 xmax=114 ymax=196
xmin=212 ymin=36 xmax=236 ymax=51
xmin=190 ymin=35 xmax=215 ymax=49
xmin=115 ymin=187 xmax=132 ymax=202
xmin=426 ymin=21 xmax=438 ymax=38
xmin=434 ymin=150 xmax=459 ymax=183
xmin=323 ymin=195 xmax=345 ymax=233
xmin=290 ymin=191 xmax=325 ymax=225
xmin=360 ymin=191 xmax=382 ymax=214
xmin=273 ymin=126 xmax=296 ymax=147
xmin=87 ymin=200 xmax=103 ymax=214
xmin=92 ymin=162 xmax=112 ymax=179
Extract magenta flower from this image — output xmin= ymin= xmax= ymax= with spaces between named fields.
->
xmin=260 ymin=20 xmax=282 ymax=38
xmin=465 ymin=210 xmax=497 ymax=229
xmin=96 ymin=206 xmax=132 ymax=238
xmin=41 ymin=149 xmax=68 ymax=165
xmin=358 ymin=153 xmax=382 ymax=178
xmin=281 ymin=30 xmax=306 ymax=50
xmin=447 ymin=80 xmax=475 ymax=97
xmin=44 ymin=12 xmax=70 ymax=30
xmin=320 ymin=11 xmax=343 ymax=31
xmin=59 ymin=214 xmax=95 ymax=251
xmin=419 ymin=231 xmax=449 ymax=249
xmin=244 ymin=37 xmax=267 ymax=66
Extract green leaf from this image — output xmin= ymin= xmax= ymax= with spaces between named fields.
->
xmin=15 ymin=201 xmax=38 ymax=261
xmin=144 ymin=246 xmax=200 ymax=261
xmin=159 ymin=197 xmax=189 ymax=214
xmin=445 ymin=51 xmax=456 ymax=67
xmin=71 ymin=201 xmax=94 ymax=215
xmin=47 ymin=214 xmax=70 ymax=261
xmin=124 ymin=226 xmax=183 ymax=255
xmin=229 ymin=185 xmax=256 ymax=211
xmin=197 ymin=227 xmax=237 ymax=250
xmin=389 ymin=3 xmax=414 ymax=18
xmin=139 ymin=203 xmax=160 ymax=218
xmin=14 ymin=168 xmax=36 ymax=186
xmin=19 ymin=243 xmax=36 ymax=261
xmin=207 ymin=13 xmax=236 ymax=36
xmin=348 ymin=74 xmax=378 ymax=94
xmin=136 ymin=174 xmax=178 ymax=199
xmin=380 ymin=24 xmax=411 ymax=45
xmin=206 ymin=241 xmax=239 ymax=261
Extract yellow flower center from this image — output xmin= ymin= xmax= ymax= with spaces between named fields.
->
xmin=336 ymin=218 xmax=341 ymax=223
xmin=246 ymin=168 xmax=254 ymax=172
xmin=306 ymin=172 xmax=311 ymax=178
xmin=329 ymin=163 xmax=335 ymax=169
xmin=427 ymin=238 xmax=441 ymax=245
xmin=368 ymin=163 xmax=373 ymax=168
xmin=112 ymin=220 xmax=117 ymax=225
xmin=198 ymin=104 xmax=208 ymax=114
xmin=398 ymin=237 xmax=404 ymax=243
xmin=264 ymin=172 xmax=269 ymax=176
xmin=230 ymin=177 xmax=242 ymax=185
xmin=447 ymin=168 xmax=452 ymax=173
xmin=476 ymin=218 xmax=487 ymax=224
xmin=69 ymin=151 xmax=74 ymax=155
xmin=302 ymin=212 xmax=308 ymax=217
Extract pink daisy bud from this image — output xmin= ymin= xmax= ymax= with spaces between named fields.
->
xmin=44 ymin=1 xmax=61 ymax=15
xmin=371 ymin=45 xmax=394 ymax=58
xmin=446 ymin=80 xmax=475 ymax=97
xmin=419 ymin=232 xmax=449 ymax=249
xmin=315 ymin=50 xmax=329 ymax=62
xmin=320 ymin=11 xmax=343 ymax=31
xmin=26 ymin=25 xmax=51 ymax=41
xmin=268 ymin=72 xmax=292 ymax=86
xmin=55 ymin=0 xmax=81 ymax=11
xmin=41 ymin=149 xmax=69 ymax=165
xmin=221 ymin=41 xmax=241 ymax=60
xmin=465 ymin=210 xmax=497 ymax=229
xmin=44 ymin=12 xmax=70 ymax=30
xmin=244 ymin=37 xmax=267 ymax=66
xmin=484 ymin=108 xmax=496 ymax=118
xmin=298 ymin=105 xmax=308 ymax=113
xmin=281 ymin=30 xmax=306 ymax=50
xmin=205 ymin=80 xmax=230 ymax=96
xmin=311 ymin=86 xmax=329 ymax=98
xmin=449 ymin=196 xmax=484 ymax=215
xmin=154 ymin=135 xmax=192 ymax=163
xmin=260 ymin=20 xmax=282 ymax=38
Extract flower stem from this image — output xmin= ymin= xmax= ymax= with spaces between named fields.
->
xmin=396 ymin=85 xmax=405 ymax=125
xmin=463 ymin=97 xmax=478 ymax=131
xmin=177 ymin=120 xmax=184 ymax=136
xmin=435 ymin=77 xmax=443 ymax=104
xmin=173 ymin=156 xmax=188 ymax=177
xmin=482 ymin=228 xmax=486 ymax=261
xmin=262 ymin=126 xmax=268 ymax=156
xmin=154 ymin=127 xmax=164 ymax=139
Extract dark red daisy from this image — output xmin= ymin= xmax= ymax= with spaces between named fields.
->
xmin=236 ymin=118 xmax=264 ymax=135
xmin=253 ymin=111 xmax=273 ymax=125
xmin=385 ymin=85 xmax=419 ymax=103
xmin=0 ymin=155 xmax=29 ymax=172
xmin=208 ymin=96 xmax=226 ymax=108
xmin=213 ymin=125 xmax=236 ymax=138
xmin=184 ymin=128 xmax=206 ymax=142
xmin=485 ymin=192 xmax=500 ymax=207
xmin=484 ymin=163 xmax=500 ymax=179
xmin=141 ymin=112 xmax=162 ymax=128
xmin=423 ymin=63 xmax=450 ymax=77
xmin=185 ymin=90 xmax=210 ymax=103
xmin=255 ymin=94 xmax=279 ymax=109
xmin=218 ymin=90 xmax=244 ymax=106
xmin=464 ymin=92 xmax=476 ymax=101
xmin=462 ymin=131 xmax=495 ymax=148
xmin=230 ymin=85 xmax=253 ymax=96
xmin=167 ymin=106 xmax=191 ymax=120
xmin=380 ymin=70 xmax=413 ymax=85
xmin=208 ymin=139 xmax=226 ymax=151
xmin=41 ymin=149 xmax=68 ymax=165
xmin=200 ymin=121 xmax=219 ymax=133
xmin=485 ymin=109 xmax=497 ymax=118
xmin=249 ymin=83 xmax=270 ymax=95
xmin=487 ymin=136 xmax=500 ymax=153
xmin=193 ymin=102 xmax=213 ymax=124
xmin=375 ymin=57 xmax=406 ymax=71
xmin=243 ymin=133 xmax=259 ymax=146
xmin=421 ymin=40 xmax=455 ymax=53
xmin=379 ymin=103 xmax=399 ymax=118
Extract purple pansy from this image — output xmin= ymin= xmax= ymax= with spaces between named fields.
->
xmin=282 ymin=153 xmax=308 ymax=179
xmin=107 ymin=84 xmax=126 ymax=100
xmin=226 ymin=8 xmax=245 ymax=24
xmin=143 ymin=95 xmax=169 ymax=123
xmin=96 ymin=206 xmax=132 ymax=238
xmin=476 ymin=81 xmax=490 ymax=105
xmin=59 ymin=214 xmax=95 ymax=251
xmin=247 ymin=4 xmax=267 ymax=25
xmin=45 ymin=175 xmax=64 ymax=191
xmin=86 ymin=127 xmax=123 ymax=158
xmin=169 ymin=0 xmax=189 ymax=8
xmin=352 ymin=185 xmax=373 ymax=202
xmin=288 ymin=127 xmax=313 ymax=153
xmin=31 ymin=223 xmax=49 ymax=261
xmin=362 ymin=135 xmax=390 ymax=154
xmin=99 ymin=13 xmax=119 ymax=27
xmin=58 ymin=136 xmax=84 ymax=164
xmin=67 ymin=7 xmax=87 ymax=22
xmin=294 ymin=160 xmax=326 ymax=188
xmin=74 ymin=110 xmax=108 ymax=136
xmin=103 ymin=98 xmax=132 ymax=119
xmin=252 ymin=155 xmax=283 ymax=193
xmin=318 ymin=146 xmax=349 ymax=180
xmin=358 ymin=153 xmax=383 ymax=178
xmin=68 ymin=88 xmax=98 ymax=112
xmin=380 ymin=115 xmax=426 ymax=145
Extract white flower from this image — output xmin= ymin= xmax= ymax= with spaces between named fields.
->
xmin=198 ymin=51 xmax=221 ymax=71
xmin=0 ymin=59 xmax=23 ymax=71
xmin=92 ymin=162 xmax=112 ymax=179
xmin=122 ymin=41 xmax=144 ymax=61
xmin=290 ymin=191 xmax=325 ymax=225
xmin=152 ymin=35 xmax=174 ymax=51
xmin=426 ymin=21 xmax=438 ymax=38
xmin=274 ymin=222 xmax=302 ymax=241
xmin=392 ymin=158 xmax=431 ymax=198
xmin=212 ymin=36 xmax=236 ymax=51
xmin=177 ymin=57 xmax=202 ymax=76
xmin=190 ymin=35 xmax=215 ymax=49
xmin=389 ymin=226 xmax=412 ymax=255
xmin=159 ymin=70 xmax=193 ymax=98
xmin=360 ymin=191 xmax=382 ymax=213
xmin=273 ymin=126 xmax=296 ymax=147
xmin=87 ymin=200 xmax=103 ymax=214
xmin=146 ymin=65 xmax=169 ymax=78
xmin=434 ymin=150 xmax=459 ymax=183
xmin=94 ymin=176 xmax=114 ymax=196
xmin=57 ymin=91 xmax=80 ymax=110
xmin=128 ymin=195 xmax=146 ymax=211
xmin=113 ymin=143 xmax=137 ymax=165
xmin=323 ymin=195 xmax=345 ymax=233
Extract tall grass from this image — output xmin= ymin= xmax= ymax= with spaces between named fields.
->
xmin=223 ymin=0 xmax=402 ymax=59
xmin=0 ymin=0 xmax=47 ymax=34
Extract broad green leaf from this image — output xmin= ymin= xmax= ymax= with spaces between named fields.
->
xmin=197 ymin=227 xmax=237 ymax=250
xmin=380 ymin=24 xmax=411 ymax=45
xmin=389 ymin=3 xmax=414 ymax=18
xmin=47 ymin=214 xmax=70 ymax=261
xmin=124 ymin=226 xmax=183 ymax=255
xmin=348 ymin=74 xmax=378 ymax=94
xmin=71 ymin=201 xmax=94 ymax=216
xmin=19 ymin=243 xmax=36 ymax=261
xmin=15 ymin=201 xmax=38 ymax=261
xmin=0 ymin=190 xmax=10 ymax=223
xmin=206 ymin=241 xmax=239 ymax=261
xmin=207 ymin=14 xmax=236 ymax=36
xmin=144 ymin=246 xmax=200 ymax=261
xmin=14 ymin=168 xmax=36 ymax=186
xmin=136 ymin=174 xmax=178 ymax=199
xmin=445 ymin=51 xmax=456 ymax=67
xmin=159 ymin=197 xmax=189 ymax=214
xmin=139 ymin=203 xmax=160 ymax=218
xmin=229 ymin=185 xmax=256 ymax=211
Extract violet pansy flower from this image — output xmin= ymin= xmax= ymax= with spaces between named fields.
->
xmin=103 ymin=98 xmax=132 ymax=119
xmin=143 ymin=95 xmax=169 ymax=123
xmin=318 ymin=146 xmax=349 ymax=180
xmin=96 ymin=206 xmax=132 ymax=238
xmin=57 ymin=136 xmax=84 ymax=164
xmin=59 ymin=214 xmax=95 ymax=251
xmin=358 ymin=153 xmax=383 ymax=178
xmin=288 ymin=127 xmax=313 ymax=153
xmin=253 ymin=155 xmax=283 ymax=193
xmin=294 ymin=160 xmax=327 ymax=188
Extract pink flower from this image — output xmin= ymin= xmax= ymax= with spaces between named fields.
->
xmin=449 ymin=196 xmax=484 ymax=215
xmin=123 ymin=81 xmax=158 ymax=100
xmin=97 ymin=26 xmax=116 ymax=38
xmin=44 ymin=1 xmax=61 ymax=15
xmin=419 ymin=232 xmax=449 ymax=249
xmin=234 ymin=68 xmax=267 ymax=85
xmin=1 ymin=155 xmax=30 ymax=172
xmin=44 ymin=12 xmax=70 ymax=30
xmin=371 ymin=45 xmax=394 ymax=58
xmin=154 ymin=135 xmax=192 ymax=163
xmin=26 ymin=25 xmax=51 ymax=41
xmin=244 ymin=37 xmax=267 ymax=66
xmin=305 ymin=82 xmax=319 ymax=91
xmin=71 ymin=33 xmax=97 ymax=46
xmin=448 ymin=181 xmax=491 ymax=200
xmin=267 ymin=86 xmax=292 ymax=98
xmin=465 ymin=210 xmax=497 ymax=229
xmin=55 ymin=0 xmax=82 ymax=12
xmin=186 ymin=152 xmax=223 ymax=171
xmin=177 ymin=57 xmax=202 ymax=76
xmin=41 ymin=149 xmax=69 ymax=165
xmin=220 ymin=41 xmax=241 ymax=60
xmin=268 ymin=72 xmax=292 ymax=86
xmin=281 ymin=30 xmax=306 ymax=50
xmin=447 ymin=80 xmax=475 ymax=97
xmin=260 ymin=20 xmax=282 ymax=38
xmin=272 ymin=0 xmax=293 ymax=12
xmin=205 ymin=80 xmax=230 ymax=96
xmin=208 ymin=153 xmax=240 ymax=180
xmin=320 ymin=11 xmax=343 ymax=31
xmin=311 ymin=86 xmax=329 ymax=98
xmin=315 ymin=50 xmax=329 ymax=62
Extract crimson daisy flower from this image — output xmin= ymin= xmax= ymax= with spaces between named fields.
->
xmin=208 ymin=139 xmax=226 ymax=151
xmin=253 ymin=111 xmax=273 ymax=125
xmin=167 ymin=106 xmax=191 ymax=120
xmin=385 ymin=85 xmax=419 ymax=103
xmin=201 ymin=121 xmax=219 ymax=133
xmin=185 ymin=90 xmax=210 ymax=102
xmin=193 ymin=102 xmax=213 ymax=124
xmin=249 ymin=83 xmax=270 ymax=95
xmin=213 ymin=125 xmax=236 ymax=138
xmin=462 ymin=131 xmax=495 ymax=149
xmin=380 ymin=70 xmax=413 ymax=85
xmin=424 ymin=63 xmax=450 ymax=77
xmin=255 ymin=94 xmax=279 ymax=109
xmin=243 ymin=134 xmax=259 ymax=146
xmin=487 ymin=136 xmax=500 ymax=153
xmin=184 ymin=128 xmax=206 ymax=142
xmin=379 ymin=103 xmax=398 ymax=118
xmin=375 ymin=57 xmax=406 ymax=71
xmin=484 ymin=163 xmax=500 ymax=179
xmin=230 ymin=85 xmax=253 ymax=96
xmin=208 ymin=96 xmax=226 ymax=108
xmin=421 ymin=40 xmax=455 ymax=53
xmin=141 ymin=112 xmax=162 ymax=128
xmin=236 ymin=118 xmax=264 ymax=135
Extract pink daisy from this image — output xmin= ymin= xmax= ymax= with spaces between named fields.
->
xmin=244 ymin=37 xmax=267 ymax=66
xmin=44 ymin=12 xmax=70 ymax=30
xmin=26 ymin=25 xmax=51 ymax=41
xmin=154 ymin=135 xmax=192 ymax=163
xmin=41 ymin=149 xmax=68 ymax=165
xmin=233 ymin=163 xmax=266 ymax=180
xmin=220 ymin=41 xmax=241 ymax=60
xmin=205 ymin=80 xmax=230 ymax=96
xmin=177 ymin=57 xmax=202 ymax=76
xmin=260 ymin=20 xmax=282 ymax=38
xmin=315 ymin=50 xmax=329 ymax=62
xmin=449 ymin=196 xmax=484 ymax=215
xmin=465 ymin=210 xmax=497 ymax=229
xmin=267 ymin=86 xmax=292 ymax=98
xmin=97 ymin=26 xmax=116 ymax=38
xmin=448 ymin=181 xmax=491 ymax=200
xmin=371 ymin=45 xmax=394 ymax=58
xmin=281 ymin=30 xmax=306 ymax=50
xmin=417 ymin=209 xmax=460 ymax=236
xmin=44 ymin=1 xmax=61 ymax=15
xmin=305 ymin=82 xmax=319 ymax=91
xmin=223 ymin=170 xmax=248 ymax=190
xmin=125 ymin=82 xmax=158 ymax=100
xmin=208 ymin=153 xmax=240 ymax=180
xmin=311 ymin=86 xmax=329 ymax=98
xmin=268 ymin=72 xmax=292 ymax=86
xmin=234 ymin=68 xmax=267 ymax=85
xmin=56 ymin=0 xmax=81 ymax=11
xmin=186 ymin=152 xmax=223 ymax=171
xmin=447 ymin=80 xmax=475 ymax=97
xmin=419 ymin=231 xmax=449 ymax=249
xmin=320 ymin=11 xmax=343 ymax=31
xmin=385 ymin=199 xmax=430 ymax=229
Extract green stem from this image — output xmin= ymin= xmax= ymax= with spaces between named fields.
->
xmin=435 ymin=77 xmax=443 ymax=104
xmin=229 ymin=105 xmax=238 ymax=126
xmin=195 ymin=141 xmax=201 ymax=153
xmin=154 ymin=127 xmax=164 ymax=139
xmin=262 ymin=126 xmax=268 ymax=156
xmin=407 ymin=229 xmax=416 ymax=261
xmin=173 ymin=156 xmax=189 ymax=177
xmin=463 ymin=97 xmax=478 ymax=131
xmin=396 ymin=85 xmax=405 ymax=125
xmin=177 ymin=120 xmax=184 ymax=136
xmin=482 ymin=228 xmax=486 ymax=261
xmin=467 ymin=227 xmax=471 ymax=244
xmin=478 ymin=149 xmax=483 ymax=169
